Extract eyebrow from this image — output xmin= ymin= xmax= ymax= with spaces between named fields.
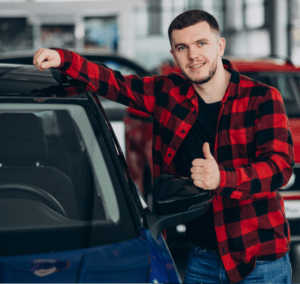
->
xmin=174 ymin=38 xmax=210 ymax=49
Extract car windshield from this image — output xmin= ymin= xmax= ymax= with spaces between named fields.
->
xmin=0 ymin=101 xmax=119 ymax=228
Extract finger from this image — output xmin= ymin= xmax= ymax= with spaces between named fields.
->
xmin=190 ymin=166 xmax=204 ymax=174
xmin=191 ymin=173 xmax=204 ymax=180
xmin=192 ymin=158 xmax=206 ymax=167
xmin=34 ymin=56 xmax=46 ymax=71
xmin=193 ymin=179 xmax=210 ymax=190
xmin=34 ymin=49 xmax=54 ymax=71
xmin=41 ymin=60 xmax=55 ymax=70
xmin=203 ymin=142 xmax=214 ymax=160
xmin=33 ymin=48 xmax=46 ymax=69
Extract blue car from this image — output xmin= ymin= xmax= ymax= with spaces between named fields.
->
xmin=0 ymin=64 xmax=212 ymax=283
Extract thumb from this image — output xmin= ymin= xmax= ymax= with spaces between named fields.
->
xmin=203 ymin=142 xmax=213 ymax=159
xmin=41 ymin=60 xmax=54 ymax=70
xmin=41 ymin=57 xmax=60 ymax=70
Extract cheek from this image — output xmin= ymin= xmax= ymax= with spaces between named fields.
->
xmin=175 ymin=55 xmax=186 ymax=66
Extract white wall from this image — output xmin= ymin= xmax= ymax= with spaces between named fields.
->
xmin=225 ymin=29 xmax=271 ymax=58
xmin=135 ymin=36 xmax=173 ymax=70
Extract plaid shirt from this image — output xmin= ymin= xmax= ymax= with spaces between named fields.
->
xmin=54 ymin=49 xmax=294 ymax=283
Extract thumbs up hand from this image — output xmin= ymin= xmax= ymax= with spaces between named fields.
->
xmin=191 ymin=142 xmax=221 ymax=190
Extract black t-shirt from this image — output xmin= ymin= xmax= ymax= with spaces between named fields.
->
xmin=173 ymin=95 xmax=220 ymax=252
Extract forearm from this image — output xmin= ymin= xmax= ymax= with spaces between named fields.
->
xmin=216 ymin=151 xmax=294 ymax=200
xmin=52 ymin=48 xmax=162 ymax=114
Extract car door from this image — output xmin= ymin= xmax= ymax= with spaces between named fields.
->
xmin=0 ymin=94 xmax=151 ymax=283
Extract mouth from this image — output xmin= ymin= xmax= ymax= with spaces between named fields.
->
xmin=189 ymin=63 xmax=205 ymax=69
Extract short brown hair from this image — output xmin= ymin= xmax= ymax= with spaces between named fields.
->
xmin=168 ymin=9 xmax=220 ymax=47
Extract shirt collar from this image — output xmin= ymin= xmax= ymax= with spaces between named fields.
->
xmin=221 ymin=58 xmax=240 ymax=103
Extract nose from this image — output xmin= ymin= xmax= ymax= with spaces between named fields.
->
xmin=188 ymin=46 xmax=199 ymax=60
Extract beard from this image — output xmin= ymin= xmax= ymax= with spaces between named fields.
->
xmin=181 ymin=56 xmax=218 ymax=85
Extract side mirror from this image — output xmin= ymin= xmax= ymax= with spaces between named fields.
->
xmin=143 ymin=174 xmax=214 ymax=239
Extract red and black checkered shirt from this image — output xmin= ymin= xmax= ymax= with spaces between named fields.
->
xmin=54 ymin=49 xmax=294 ymax=283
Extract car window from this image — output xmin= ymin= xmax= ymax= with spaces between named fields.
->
xmin=102 ymin=60 xmax=138 ymax=76
xmin=0 ymin=104 xmax=120 ymax=226
xmin=242 ymin=72 xmax=274 ymax=87
xmin=243 ymin=73 xmax=294 ymax=100
xmin=294 ymin=75 xmax=300 ymax=93
xmin=276 ymin=75 xmax=295 ymax=102
xmin=83 ymin=56 xmax=139 ymax=76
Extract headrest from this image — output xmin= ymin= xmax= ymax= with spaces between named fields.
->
xmin=0 ymin=113 xmax=48 ymax=165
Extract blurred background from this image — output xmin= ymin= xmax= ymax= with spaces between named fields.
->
xmin=0 ymin=0 xmax=299 ymax=69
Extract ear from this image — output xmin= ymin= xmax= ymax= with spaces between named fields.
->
xmin=170 ymin=49 xmax=178 ymax=65
xmin=218 ymin=37 xmax=226 ymax=57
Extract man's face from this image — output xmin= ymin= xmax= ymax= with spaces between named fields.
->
xmin=170 ymin=21 xmax=225 ymax=85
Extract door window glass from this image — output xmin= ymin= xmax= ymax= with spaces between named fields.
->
xmin=0 ymin=105 xmax=119 ymax=227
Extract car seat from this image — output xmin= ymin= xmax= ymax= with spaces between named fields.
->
xmin=0 ymin=113 xmax=79 ymax=219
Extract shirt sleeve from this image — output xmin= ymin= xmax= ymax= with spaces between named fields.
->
xmin=215 ymin=87 xmax=294 ymax=200
xmin=52 ymin=48 xmax=167 ymax=115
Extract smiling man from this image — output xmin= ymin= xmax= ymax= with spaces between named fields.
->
xmin=170 ymin=20 xmax=229 ymax=97
xmin=33 ymin=10 xmax=294 ymax=284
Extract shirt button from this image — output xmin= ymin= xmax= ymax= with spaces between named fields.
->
xmin=181 ymin=130 xmax=185 ymax=133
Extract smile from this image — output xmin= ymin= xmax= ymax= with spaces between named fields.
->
xmin=190 ymin=63 xmax=205 ymax=69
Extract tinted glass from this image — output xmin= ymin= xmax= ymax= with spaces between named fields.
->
xmin=294 ymin=75 xmax=300 ymax=93
xmin=101 ymin=60 xmax=138 ymax=75
xmin=0 ymin=104 xmax=119 ymax=228
xmin=276 ymin=75 xmax=295 ymax=102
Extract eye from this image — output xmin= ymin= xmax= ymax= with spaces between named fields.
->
xmin=198 ymin=42 xmax=206 ymax=46
xmin=178 ymin=46 xmax=186 ymax=51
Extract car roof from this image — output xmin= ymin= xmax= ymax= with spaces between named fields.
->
xmin=160 ymin=57 xmax=300 ymax=75
xmin=227 ymin=57 xmax=300 ymax=73
xmin=0 ymin=49 xmax=150 ymax=77
xmin=0 ymin=64 xmax=85 ymax=98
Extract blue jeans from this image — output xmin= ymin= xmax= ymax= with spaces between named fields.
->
xmin=183 ymin=244 xmax=292 ymax=284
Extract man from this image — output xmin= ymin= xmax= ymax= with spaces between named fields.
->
xmin=33 ymin=9 xmax=294 ymax=284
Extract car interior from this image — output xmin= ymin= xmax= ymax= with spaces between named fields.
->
xmin=0 ymin=110 xmax=107 ymax=226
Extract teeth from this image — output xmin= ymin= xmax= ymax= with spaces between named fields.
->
xmin=191 ymin=63 xmax=204 ymax=68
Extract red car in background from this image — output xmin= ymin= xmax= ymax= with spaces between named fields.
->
xmin=124 ymin=57 xmax=300 ymax=240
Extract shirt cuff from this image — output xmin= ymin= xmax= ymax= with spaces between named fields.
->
xmin=215 ymin=165 xmax=238 ymax=196
xmin=49 ymin=48 xmax=73 ymax=70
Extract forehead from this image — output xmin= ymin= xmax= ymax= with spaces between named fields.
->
xmin=171 ymin=21 xmax=215 ymax=46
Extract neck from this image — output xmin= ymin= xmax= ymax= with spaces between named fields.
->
xmin=192 ymin=61 xmax=231 ymax=104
